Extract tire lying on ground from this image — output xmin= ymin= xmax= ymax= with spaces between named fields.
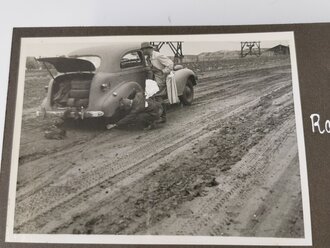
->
xmin=179 ymin=79 xmax=194 ymax=105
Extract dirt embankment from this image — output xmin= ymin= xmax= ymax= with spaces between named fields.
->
xmin=15 ymin=57 xmax=304 ymax=237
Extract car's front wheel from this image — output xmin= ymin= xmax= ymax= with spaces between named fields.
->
xmin=179 ymin=79 xmax=194 ymax=105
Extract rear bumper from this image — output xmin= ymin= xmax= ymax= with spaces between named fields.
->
xmin=36 ymin=108 xmax=104 ymax=119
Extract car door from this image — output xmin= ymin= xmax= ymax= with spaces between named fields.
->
xmin=119 ymin=50 xmax=148 ymax=90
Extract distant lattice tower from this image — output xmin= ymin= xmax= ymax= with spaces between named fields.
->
xmin=150 ymin=41 xmax=184 ymax=63
xmin=240 ymin=41 xmax=261 ymax=57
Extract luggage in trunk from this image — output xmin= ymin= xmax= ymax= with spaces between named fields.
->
xmin=52 ymin=74 xmax=93 ymax=108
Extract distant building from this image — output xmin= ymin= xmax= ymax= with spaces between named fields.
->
xmin=264 ymin=45 xmax=290 ymax=56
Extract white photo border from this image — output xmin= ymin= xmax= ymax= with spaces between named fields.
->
xmin=5 ymin=31 xmax=312 ymax=246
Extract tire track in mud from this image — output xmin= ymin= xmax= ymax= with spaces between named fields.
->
xmin=116 ymin=93 xmax=295 ymax=236
xmin=15 ymin=79 xmax=292 ymax=233
xmin=16 ymin=94 xmax=241 ymax=201
xmin=16 ymin=129 xmax=125 ymax=198
xmin=197 ymin=65 xmax=289 ymax=87
xmin=275 ymin=191 xmax=304 ymax=238
xmin=16 ymin=69 xmax=290 ymax=202
xmin=14 ymin=89 xmax=259 ymax=232
xmin=197 ymin=64 xmax=290 ymax=85
xmin=143 ymin=117 xmax=297 ymax=236
xmin=194 ymin=73 xmax=290 ymax=106
xmin=240 ymin=154 xmax=302 ymax=237
xmin=17 ymin=80 xmax=295 ymax=234
xmin=131 ymin=92 xmax=296 ymax=236
xmin=15 ymin=63 xmax=295 ymax=234
xmin=196 ymin=73 xmax=282 ymax=95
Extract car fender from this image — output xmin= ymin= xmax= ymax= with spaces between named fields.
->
xmin=174 ymin=68 xmax=197 ymax=95
xmin=101 ymin=81 xmax=143 ymax=117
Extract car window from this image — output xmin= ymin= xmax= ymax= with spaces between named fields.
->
xmin=120 ymin=51 xmax=143 ymax=69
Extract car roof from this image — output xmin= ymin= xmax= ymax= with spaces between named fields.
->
xmin=67 ymin=43 xmax=143 ymax=72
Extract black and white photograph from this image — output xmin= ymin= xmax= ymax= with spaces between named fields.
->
xmin=6 ymin=32 xmax=311 ymax=246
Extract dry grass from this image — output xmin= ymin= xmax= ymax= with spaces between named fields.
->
xmin=23 ymin=70 xmax=52 ymax=109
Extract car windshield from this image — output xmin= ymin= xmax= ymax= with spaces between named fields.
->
xmin=75 ymin=56 xmax=101 ymax=70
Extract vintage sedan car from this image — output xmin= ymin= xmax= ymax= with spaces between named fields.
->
xmin=37 ymin=43 xmax=197 ymax=122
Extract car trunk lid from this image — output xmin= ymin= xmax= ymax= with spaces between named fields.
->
xmin=37 ymin=57 xmax=96 ymax=73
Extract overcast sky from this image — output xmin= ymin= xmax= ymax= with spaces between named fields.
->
xmin=24 ymin=40 xmax=290 ymax=58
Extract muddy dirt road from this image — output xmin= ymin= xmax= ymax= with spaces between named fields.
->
xmin=15 ymin=57 xmax=304 ymax=237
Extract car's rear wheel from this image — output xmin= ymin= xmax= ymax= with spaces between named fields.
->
xmin=179 ymin=79 xmax=194 ymax=105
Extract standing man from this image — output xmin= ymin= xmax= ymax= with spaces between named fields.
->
xmin=141 ymin=42 xmax=174 ymax=123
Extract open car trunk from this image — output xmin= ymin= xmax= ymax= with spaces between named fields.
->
xmin=51 ymin=73 xmax=94 ymax=108
xmin=37 ymin=57 xmax=96 ymax=109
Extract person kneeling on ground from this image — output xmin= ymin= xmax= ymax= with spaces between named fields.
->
xmin=106 ymin=91 xmax=163 ymax=130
